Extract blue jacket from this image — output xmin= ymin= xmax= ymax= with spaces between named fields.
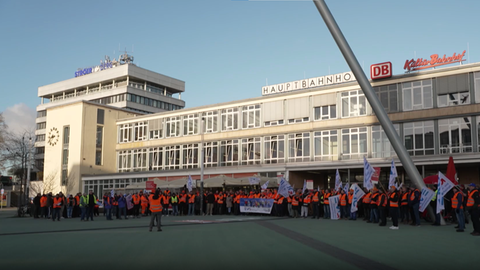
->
xmin=117 ymin=196 xmax=126 ymax=208
xmin=104 ymin=197 xmax=112 ymax=209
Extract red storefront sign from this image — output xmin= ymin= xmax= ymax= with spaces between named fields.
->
xmin=370 ymin=62 xmax=392 ymax=80
xmin=146 ymin=181 xmax=157 ymax=192
xmin=404 ymin=50 xmax=466 ymax=72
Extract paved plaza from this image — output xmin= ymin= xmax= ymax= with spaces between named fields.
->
xmin=0 ymin=207 xmax=478 ymax=269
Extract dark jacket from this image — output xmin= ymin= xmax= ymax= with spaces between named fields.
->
xmin=206 ymin=194 xmax=215 ymax=204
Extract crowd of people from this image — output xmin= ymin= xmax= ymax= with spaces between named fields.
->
xmin=29 ymin=182 xmax=480 ymax=235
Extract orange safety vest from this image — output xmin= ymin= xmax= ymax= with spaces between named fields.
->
xmin=340 ymin=194 xmax=347 ymax=206
xmin=180 ymin=194 xmax=187 ymax=203
xmin=141 ymin=196 xmax=149 ymax=205
xmin=452 ymin=191 xmax=463 ymax=209
xmin=292 ymin=197 xmax=299 ymax=206
xmin=324 ymin=193 xmax=331 ymax=205
xmin=348 ymin=193 xmax=353 ymax=204
xmin=40 ymin=196 xmax=47 ymax=207
xmin=287 ymin=196 xmax=292 ymax=203
xmin=53 ymin=197 xmax=63 ymax=209
xmin=149 ymin=194 xmax=163 ymax=212
xmin=67 ymin=197 xmax=75 ymax=206
xmin=277 ymin=196 xmax=284 ymax=204
xmin=133 ymin=194 xmax=141 ymax=205
xmin=304 ymin=195 xmax=311 ymax=204
xmin=389 ymin=193 xmax=398 ymax=207
xmin=467 ymin=190 xmax=479 ymax=207
xmin=217 ymin=195 xmax=224 ymax=204
xmin=377 ymin=194 xmax=387 ymax=207
xmin=75 ymin=195 xmax=80 ymax=205
xmin=371 ymin=193 xmax=379 ymax=204
xmin=401 ymin=193 xmax=408 ymax=206
xmin=363 ymin=193 xmax=371 ymax=204
xmin=410 ymin=189 xmax=419 ymax=201
xmin=162 ymin=195 xmax=170 ymax=205
xmin=312 ymin=192 xmax=319 ymax=202
xmin=188 ymin=195 xmax=196 ymax=204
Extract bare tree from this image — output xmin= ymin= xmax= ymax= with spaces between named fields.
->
xmin=29 ymin=171 xmax=57 ymax=195
xmin=61 ymin=171 xmax=78 ymax=195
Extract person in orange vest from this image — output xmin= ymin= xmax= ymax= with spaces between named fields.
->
xmin=466 ymin=183 xmax=480 ymax=235
xmin=217 ymin=192 xmax=225 ymax=215
xmin=277 ymin=195 xmax=285 ymax=216
xmin=301 ymin=190 xmax=311 ymax=218
xmin=362 ymin=188 xmax=371 ymax=221
xmin=452 ymin=186 xmax=465 ymax=232
xmin=311 ymin=188 xmax=320 ymax=219
xmin=368 ymin=188 xmax=379 ymax=223
xmin=378 ymin=189 xmax=388 ymax=226
xmin=52 ymin=193 xmax=63 ymax=222
xmin=273 ymin=189 xmax=280 ymax=216
xmin=389 ymin=186 xmax=399 ymax=229
xmin=323 ymin=189 xmax=331 ymax=219
xmin=339 ymin=189 xmax=347 ymax=219
xmin=74 ymin=193 xmax=81 ymax=218
xmin=40 ymin=194 xmax=48 ymax=219
xmin=287 ymin=194 xmax=293 ymax=217
xmin=179 ymin=190 xmax=187 ymax=216
xmin=141 ymin=193 xmax=149 ymax=216
xmin=187 ymin=191 xmax=195 ymax=216
xmin=148 ymin=188 xmax=163 ymax=232
xmin=400 ymin=186 xmax=410 ymax=224
xmin=408 ymin=186 xmax=421 ymax=226
xmin=162 ymin=191 xmax=170 ymax=216
xmin=132 ymin=192 xmax=141 ymax=218
xmin=291 ymin=193 xmax=299 ymax=218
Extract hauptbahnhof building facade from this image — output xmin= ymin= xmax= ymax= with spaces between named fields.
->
xmin=78 ymin=52 xmax=480 ymax=196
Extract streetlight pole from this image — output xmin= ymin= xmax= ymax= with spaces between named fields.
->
xmin=200 ymin=117 xmax=205 ymax=215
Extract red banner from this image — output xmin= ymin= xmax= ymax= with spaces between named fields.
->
xmin=371 ymin=167 xmax=381 ymax=183
xmin=146 ymin=181 xmax=157 ymax=192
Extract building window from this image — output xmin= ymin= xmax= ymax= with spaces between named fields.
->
xmin=341 ymin=90 xmax=366 ymax=118
xmin=36 ymin=134 xmax=45 ymax=142
xmin=288 ymin=117 xmax=310 ymax=124
xmin=164 ymin=145 xmax=181 ymax=170
xmin=371 ymin=124 xmax=400 ymax=158
xmin=166 ymin=116 xmax=181 ymax=138
xmin=314 ymin=105 xmax=337 ymax=121
xmin=182 ymin=144 xmax=199 ymax=169
xmin=149 ymin=147 xmax=163 ymax=170
xmin=148 ymin=119 xmax=163 ymax=140
xmin=63 ymin=126 xmax=70 ymax=145
xmin=204 ymin=142 xmax=219 ymax=167
xmin=374 ymin=84 xmax=398 ymax=113
xmin=36 ymin=147 xmax=45 ymax=154
xmin=133 ymin=121 xmax=148 ymax=141
xmin=475 ymin=72 xmax=480 ymax=103
xmin=97 ymin=109 xmax=105 ymax=125
xmin=241 ymin=137 xmax=261 ymax=165
xmin=132 ymin=149 xmax=148 ymax=171
xmin=437 ymin=74 xmax=470 ymax=107
xmin=220 ymin=139 xmax=239 ymax=166
xmin=221 ymin=108 xmax=239 ymax=131
xmin=341 ymin=127 xmax=367 ymax=160
xmin=242 ymin=105 xmax=261 ymax=129
xmin=264 ymin=120 xmax=284 ymax=126
xmin=264 ymin=135 xmax=285 ymax=164
xmin=36 ymin=122 xmax=46 ymax=130
xmin=288 ymin=132 xmax=310 ymax=162
xmin=314 ymin=130 xmax=338 ymax=161
xmin=203 ymin=111 xmax=218 ymax=133
xmin=37 ymin=110 xmax=47 ymax=118
xmin=61 ymin=168 xmax=68 ymax=186
xmin=119 ymin=124 xmax=132 ymax=143
xmin=439 ymin=117 xmax=472 ymax=154
xmin=402 ymin=79 xmax=433 ymax=111
xmin=95 ymin=126 xmax=103 ymax=165
xmin=62 ymin=149 xmax=69 ymax=165
xmin=404 ymin=121 xmax=434 ymax=156
xmin=118 ymin=150 xmax=131 ymax=172
xmin=183 ymin=114 xmax=199 ymax=136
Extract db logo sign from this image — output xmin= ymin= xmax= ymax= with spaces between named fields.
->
xmin=370 ymin=62 xmax=392 ymax=80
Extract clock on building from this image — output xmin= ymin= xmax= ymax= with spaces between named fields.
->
xmin=48 ymin=127 xmax=59 ymax=146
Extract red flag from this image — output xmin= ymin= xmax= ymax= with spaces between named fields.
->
xmin=446 ymin=156 xmax=458 ymax=185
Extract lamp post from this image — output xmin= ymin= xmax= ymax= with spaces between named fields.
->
xmin=199 ymin=117 xmax=205 ymax=215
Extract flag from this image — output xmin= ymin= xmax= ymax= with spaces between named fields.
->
xmin=278 ymin=178 xmax=293 ymax=198
xmin=335 ymin=169 xmax=342 ymax=191
xmin=350 ymin=184 xmax=365 ymax=213
xmin=446 ymin=156 xmax=458 ymax=185
xmin=343 ymin=183 xmax=350 ymax=194
xmin=389 ymin=160 xmax=398 ymax=189
xmin=302 ymin=180 xmax=307 ymax=194
xmin=363 ymin=157 xmax=375 ymax=190
xmin=419 ymin=187 xmax=435 ymax=212
xmin=437 ymin=171 xmax=456 ymax=214
xmin=187 ymin=175 xmax=193 ymax=192
xmin=261 ymin=181 xmax=269 ymax=190
xmin=249 ymin=177 xmax=260 ymax=185
xmin=329 ymin=195 xmax=341 ymax=220
xmin=110 ymin=189 xmax=114 ymax=198
xmin=126 ymin=194 xmax=134 ymax=210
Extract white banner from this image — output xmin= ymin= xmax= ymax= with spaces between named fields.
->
xmin=350 ymin=184 xmax=365 ymax=213
xmin=239 ymin=198 xmax=274 ymax=214
xmin=335 ymin=169 xmax=342 ymax=191
xmin=329 ymin=195 xmax=341 ymax=220
xmin=437 ymin=171 xmax=455 ymax=214
xmin=363 ymin=157 xmax=375 ymax=190
xmin=249 ymin=177 xmax=260 ymax=185
xmin=389 ymin=160 xmax=398 ymax=189
xmin=419 ymin=187 xmax=435 ymax=212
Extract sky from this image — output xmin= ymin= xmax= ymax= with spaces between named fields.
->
xmin=1 ymin=0 xmax=479 ymax=134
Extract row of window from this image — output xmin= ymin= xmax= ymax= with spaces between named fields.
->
xmin=83 ymin=178 xmax=147 ymax=195
xmin=117 ymin=117 xmax=477 ymax=172
xmin=117 ymin=72 xmax=480 ymax=143
xmin=90 ymin=93 xmax=184 ymax=111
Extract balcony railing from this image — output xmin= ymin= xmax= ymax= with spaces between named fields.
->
xmin=440 ymin=143 xmax=473 ymax=154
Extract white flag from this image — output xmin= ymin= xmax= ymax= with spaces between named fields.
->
xmin=187 ymin=175 xmax=193 ymax=192
xmin=436 ymin=171 xmax=455 ymax=214
xmin=261 ymin=181 xmax=269 ymax=190
xmin=110 ymin=189 xmax=114 ymax=198
xmin=389 ymin=160 xmax=398 ymax=189
xmin=419 ymin=187 xmax=435 ymax=212
xmin=302 ymin=180 xmax=307 ymax=194
xmin=363 ymin=157 xmax=375 ymax=190
xmin=329 ymin=195 xmax=341 ymax=220
xmin=249 ymin=177 xmax=260 ymax=185
xmin=335 ymin=169 xmax=342 ymax=191
xmin=350 ymin=184 xmax=366 ymax=213
xmin=278 ymin=178 xmax=293 ymax=198
xmin=343 ymin=183 xmax=350 ymax=194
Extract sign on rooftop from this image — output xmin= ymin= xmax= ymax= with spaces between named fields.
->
xmin=75 ymin=53 xmax=134 ymax=78
xmin=262 ymin=71 xmax=355 ymax=96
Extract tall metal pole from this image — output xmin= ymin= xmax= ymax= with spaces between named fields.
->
xmin=312 ymin=0 xmax=425 ymax=190
xmin=200 ymin=117 xmax=205 ymax=215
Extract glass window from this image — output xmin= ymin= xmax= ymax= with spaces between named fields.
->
xmin=164 ymin=145 xmax=181 ymax=170
xmin=149 ymin=147 xmax=163 ymax=170
xmin=119 ymin=124 xmax=132 ymax=143
xmin=118 ymin=150 xmax=132 ymax=172
xmin=220 ymin=140 xmax=239 ymax=166
xmin=439 ymin=117 xmax=472 ymax=154
xmin=371 ymin=124 xmax=400 ymax=158
xmin=288 ymin=133 xmax=310 ymax=162
xmin=221 ymin=108 xmax=239 ymax=131
xmin=132 ymin=149 xmax=148 ymax=171
xmin=166 ymin=117 xmax=181 ymax=138
xmin=242 ymin=105 xmax=261 ymax=129
xmin=402 ymin=79 xmax=432 ymax=111
xmin=241 ymin=137 xmax=261 ymax=165
xmin=314 ymin=130 xmax=338 ymax=161
xmin=374 ymin=84 xmax=398 ymax=113
xmin=183 ymin=114 xmax=198 ymax=136
xmin=149 ymin=119 xmax=163 ymax=140
xmin=63 ymin=126 xmax=70 ymax=145
xmin=314 ymin=105 xmax=337 ymax=121
xmin=404 ymin=121 xmax=434 ymax=156
xmin=341 ymin=127 xmax=367 ymax=160
xmin=203 ymin=111 xmax=218 ymax=133
xmin=97 ymin=109 xmax=104 ymax=125
xmin=182 ymin=143 xmax=199 ymax=169
xmin=264 ymin=135 xmax=285 ymax=164
xmin=341 ymin=90 xmax=366 ymax=118
xmin=133 ymin=121 xmax=147 ymax=141
xmin=204 ymin=142 xmax=219 ymax=167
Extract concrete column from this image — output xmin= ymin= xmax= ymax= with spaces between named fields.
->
xmin=144 ymin=81 xmax=147 ymax=91
xmin=41 ymin=97 xmax=44 ymax=104
xmin=164 ymin=87 xmax=167 ymax=96
xmin=179 ymin=93 xmax=182 ymax=100
xmin=74 ymin=89 xmax=77 ymax=96
xmin=86 ymin=86 xmax=89 ymax=94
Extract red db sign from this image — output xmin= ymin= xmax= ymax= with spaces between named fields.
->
xmin=370 ymin=62 xmax=392 ymax=80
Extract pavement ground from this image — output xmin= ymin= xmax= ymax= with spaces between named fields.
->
xmin=0 ymin=207 xmax=479 ymax=269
